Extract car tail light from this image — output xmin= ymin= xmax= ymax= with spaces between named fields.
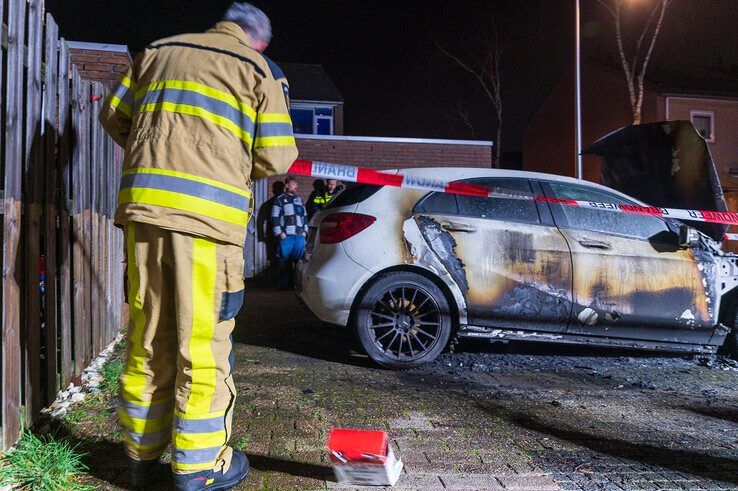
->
xmin=320 ymin=213 xmax=377 ymax=244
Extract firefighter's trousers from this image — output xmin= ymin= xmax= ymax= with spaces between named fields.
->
xmin=120 ymin=222 xmax=245 ymax=474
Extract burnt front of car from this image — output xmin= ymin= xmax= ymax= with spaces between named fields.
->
xmin=585 ymin=121 xmax=728 ymax=242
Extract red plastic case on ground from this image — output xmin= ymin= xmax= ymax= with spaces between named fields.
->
xmin=328 ymin=429 xmax=403 ymax=486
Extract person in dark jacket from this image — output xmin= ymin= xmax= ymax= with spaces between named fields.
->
xmin=307 ymin=179 xmax=344 ymax=221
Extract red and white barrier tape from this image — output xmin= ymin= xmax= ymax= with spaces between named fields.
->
xmin=288 ymin=159 xmax=738 ymax=228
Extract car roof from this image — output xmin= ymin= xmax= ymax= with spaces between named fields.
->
xmin=386 ymin=167 xmax=647 ymax=205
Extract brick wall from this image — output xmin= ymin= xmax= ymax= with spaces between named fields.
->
xmin=266 ymin=136 xmax=494 ymax=203
xmin=70 ymin=47 xmax=131 ymax=88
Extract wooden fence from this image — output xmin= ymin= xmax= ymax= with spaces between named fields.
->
xmin=1 ymin=0 xmax=125 ymax=448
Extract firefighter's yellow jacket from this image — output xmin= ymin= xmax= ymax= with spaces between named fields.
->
xmin=100 ymin=21 xmax=298 ymax=246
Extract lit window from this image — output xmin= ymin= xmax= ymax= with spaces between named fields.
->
xmin=289 ymin=105 xmax=335 ymax=135
xmin=291 ymin=109 xmax=314 ymax=135
xmin=691 ymin=110 xmax=715 ymax=143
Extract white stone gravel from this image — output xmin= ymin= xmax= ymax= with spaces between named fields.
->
xmin=41 ymin=332 xmax=124 ymax=418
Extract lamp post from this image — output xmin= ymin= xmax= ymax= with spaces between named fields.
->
xmin=575 ymin=0 xmax=583 ymax=180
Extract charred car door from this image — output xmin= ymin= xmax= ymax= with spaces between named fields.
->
xmin=412 ymin=178 xmax=573 ymax=332
xmin=541 ymin=180 xmax=717 ymax=344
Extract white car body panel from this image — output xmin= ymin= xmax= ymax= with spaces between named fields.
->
xmin=296 ymin=167 xmax=712 ymax=329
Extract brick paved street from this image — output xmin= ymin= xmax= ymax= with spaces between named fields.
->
xmin=69 ymin=285 xmax=737 ymax=490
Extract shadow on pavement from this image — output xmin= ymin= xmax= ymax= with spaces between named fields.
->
xmin=245 ymin=453 xmax=334 ymax=481
xmin=42 ymin=415 xmax=335 ymax=490
xmin=232 ymin=287 xmax=374 ymax=368
xmin=476 ymin=403 xmax=738 ymax=485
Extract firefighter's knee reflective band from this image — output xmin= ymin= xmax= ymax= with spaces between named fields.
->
xmin=220 ymin=253 xmax=245 ymax=321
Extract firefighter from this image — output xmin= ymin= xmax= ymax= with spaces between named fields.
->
xmin=99 ymin=3 xmax=297 ymax=490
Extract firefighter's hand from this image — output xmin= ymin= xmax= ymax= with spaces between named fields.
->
xmin=279 ymin=233 xmax=287 ymax=240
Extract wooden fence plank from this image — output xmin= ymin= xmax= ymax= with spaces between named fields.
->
xmin=3 ymin=0 xmax=28 ymax=447
xmin=71 ymin=70 xmax=86 ymax=377
xmin=23 ymin=0 xmax=45 ymax=423
xmin=90 ymin=82 xmax=101 ymax=355
xmin=81 ymin=81 xmax=93 ymax=367
xmin=43 ymin=13 xmax=60 ymax=403
xmin=57 ymin=40 xmax=73 ymax=387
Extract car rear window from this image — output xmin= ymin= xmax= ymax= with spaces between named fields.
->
xmin=325 ymin=184 xmax=382 ymax=209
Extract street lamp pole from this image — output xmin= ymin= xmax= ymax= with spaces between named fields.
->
xmin=575 ymin=0 xmax=583 ymax=180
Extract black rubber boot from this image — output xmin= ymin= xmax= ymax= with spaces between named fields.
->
xmin=129 ymin=457 xmax=170 ymax=490
xmin=173 ymin=451 xmax=250 ymax=491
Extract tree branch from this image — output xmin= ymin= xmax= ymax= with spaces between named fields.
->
xmin=631 ymin=2 xmax=661 ymax=72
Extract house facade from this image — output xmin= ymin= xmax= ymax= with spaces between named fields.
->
xmin=281 ymin=63 xmax=344 ymax=136
xmin=522 ymin=63 xmax=738 ymax=249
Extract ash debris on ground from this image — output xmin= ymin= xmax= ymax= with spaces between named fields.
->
xmin=409 ymin=341 xmax=738 ymax=489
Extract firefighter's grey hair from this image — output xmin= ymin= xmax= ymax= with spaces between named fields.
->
xmin=223 ymin=2 xmax=272 ymax=44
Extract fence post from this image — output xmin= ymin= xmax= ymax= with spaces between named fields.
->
xmin=42 ymin=12 xmax=61 ymax=405
xmin=71 ymin=70 xmax=86 ymax=376
xmin=23 ymin=0 xmax=45 ymax=423
xmin=57 ymin=40 xmax=74 ymax=388
xmin=2 ymin=0 xmax=28 ymax=447
xmin=90 ymin=81 xmax=102 ymax=354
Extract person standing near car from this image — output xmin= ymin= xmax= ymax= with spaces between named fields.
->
xmin=307 ymin=178 xmax=344 ymax=221
xmin=99 ymin=3 xmax=297 ymax=489
xmin=271 ymin=176 xmax=308 ymax=289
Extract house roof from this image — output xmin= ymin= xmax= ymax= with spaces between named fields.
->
xmin=589 ymin=57 xmax=738 ymax=99
xmin=649 ymin=65 xmax=738 ymax=99
xmin=280 ymin=63 xmax=344 ymax=103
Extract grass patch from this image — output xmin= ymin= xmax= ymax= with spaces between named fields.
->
xmin=99 ymin=360 xmax=124 ymax=394
xmin=63 ymin=409 xmax=89 ymax=424
xmin=234 ymin=435 xmax=252 ymax=450
xmin=0 ymin=428 xmax=93 ymax=490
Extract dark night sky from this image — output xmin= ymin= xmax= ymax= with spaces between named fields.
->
xmin=47 ymin=1 xmax=738 ymax=154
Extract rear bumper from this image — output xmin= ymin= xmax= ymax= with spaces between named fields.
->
xmin=296 ymin=244 xmax=371 ymax=326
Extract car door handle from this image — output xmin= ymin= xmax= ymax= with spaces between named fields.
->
xmin=441 ymin=221 xmax=477 ymax=233
xmin=578 ymin=238 xmax=611 ymax=250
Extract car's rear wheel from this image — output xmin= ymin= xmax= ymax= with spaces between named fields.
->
xmin=354 ymin=272 xmax=452 ymax=369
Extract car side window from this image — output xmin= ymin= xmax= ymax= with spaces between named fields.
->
xmin=548 ymin=182 xmax=670 ymax=239
xmin=456 ymin=178 xmax=539 ymax=224
xmin=414 ymin=192 xmax=458 ymax=215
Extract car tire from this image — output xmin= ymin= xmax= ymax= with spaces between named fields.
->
xmin=719 ymin=310 xmax=738 ymax=360
xmin=353 ymin=271 xmax=453 ymax=369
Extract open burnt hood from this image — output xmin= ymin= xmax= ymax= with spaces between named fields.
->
xmin=584 ymin=121 xmax=728 ymax=242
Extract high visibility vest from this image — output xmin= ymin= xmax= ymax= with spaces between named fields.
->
xmin=100 ymin=22 xmax=298 ymax=246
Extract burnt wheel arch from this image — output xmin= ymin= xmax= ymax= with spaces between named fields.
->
xmin=349 ymin=265 xmax=461 ymax=334
xmin=352 ymin=270 xmax=454 ymax=369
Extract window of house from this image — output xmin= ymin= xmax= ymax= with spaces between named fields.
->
xmin=548 ymin=182 xmax=670 ymax=240
xmin=291 ymin=109 xmax=314 ymax=135
xmin=289 ymin=105 xmax=334 ymax=135
xmin=691 ymin=110 xmax=715 ymax=143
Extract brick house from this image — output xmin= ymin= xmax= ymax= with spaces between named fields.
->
xmin=522 ymin=62 xmax=738 ymax=249
xmin=69 ymin=41 xmax=132 ymax=88
xmin=522 ymin=62 xmax=738 ymax=197
xmin=281 ymin=63 xmax=345 ymax=136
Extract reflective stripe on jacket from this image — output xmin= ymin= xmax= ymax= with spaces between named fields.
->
xmin=100 ymin=21 xmax=298 ymax=246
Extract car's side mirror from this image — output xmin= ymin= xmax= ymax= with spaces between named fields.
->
xmin=678 ymin=225 xmax=700 ymax=249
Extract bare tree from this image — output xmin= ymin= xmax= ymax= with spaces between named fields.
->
xmin=439 ymin=23 xmax=503 ymax=167
xmin=597 ymin=0 xmax=672 ymax=124
xmin=447 ymin=101 xmax=479 ymax=140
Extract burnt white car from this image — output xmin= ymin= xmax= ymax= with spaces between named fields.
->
xmin=296 ymin=164 xmax=738 ymax=369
